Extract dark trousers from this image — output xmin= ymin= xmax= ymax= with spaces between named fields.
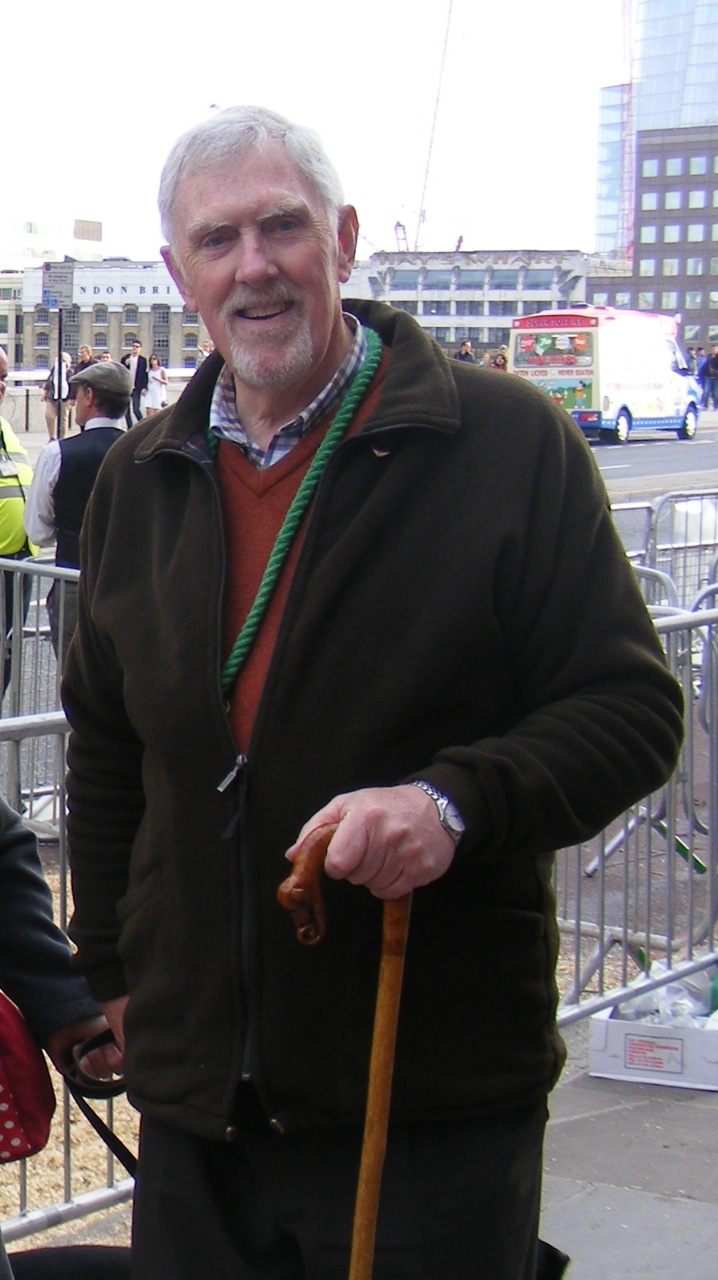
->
xmin=2 ymin=555 xmax=32 ymax=694
xmin=126 ymin=389 xmax=144 ymax=428
xmin=132 ymin=1088 xmax=546 ymax=1280
xmin=46 ymin=579 xmax=79 ymax=671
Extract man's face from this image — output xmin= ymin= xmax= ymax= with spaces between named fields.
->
xmin=131 ymin=343 xmax=141 ymax=357
xmin=0 ymin=351 xmax=6 ymax=407
xmin=73 ymin=384 xmax=92 ymax=427
xmin=162 ymin=140 xmax=357 ymax=399
xmin=79 ymin=346 xmax=91 ymax=362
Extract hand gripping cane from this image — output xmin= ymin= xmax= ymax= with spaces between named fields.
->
xmin=277 ymin=824 xmax=412 ymax=1280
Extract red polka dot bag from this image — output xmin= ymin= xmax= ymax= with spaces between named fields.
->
xmin=0 ymin=991 xmax=56 ymax=1163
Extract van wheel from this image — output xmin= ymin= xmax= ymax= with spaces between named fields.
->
xmin=677 ymin=407 xmax=697 ymax=440
xmin=615 ymin=410 xmax=631 ymax=443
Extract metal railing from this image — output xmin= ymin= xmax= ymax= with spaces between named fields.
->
xmin=1 ymin=558 xmax=718 ymax=1238
xmin=613 ymin=488 xmax=718 ymax=605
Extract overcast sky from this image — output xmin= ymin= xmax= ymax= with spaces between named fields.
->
xmin=9 ymin=0 xmax=626 ymax=260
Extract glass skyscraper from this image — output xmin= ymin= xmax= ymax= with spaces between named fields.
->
xmin=596 ymin=0 xmax=718 ymax=253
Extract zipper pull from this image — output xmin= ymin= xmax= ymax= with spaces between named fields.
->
xmin=217 ymin=753 xmax=248 ymax=793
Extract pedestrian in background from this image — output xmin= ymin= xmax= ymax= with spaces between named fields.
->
xmin=24 ymin=362 xmax=129 ymax=666
xmin=143 ymin=354 xmax=168 ymax=416
xmin=41 ymin=353 xmax=73 ymax=440
xmin=0 ymin=348 xmax=36 ymax=693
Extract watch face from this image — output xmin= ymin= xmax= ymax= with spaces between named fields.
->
xmin=440 ymin=798 xmax=464 ymax=841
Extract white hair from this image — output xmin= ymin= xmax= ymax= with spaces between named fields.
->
xmin=158 ymin=105 xmax=345 ymax=243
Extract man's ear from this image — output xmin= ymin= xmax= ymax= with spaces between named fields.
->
xmin=336 ymin=206 xmax=359 ymax=285
xmin=161 ymin=245 xmax=198 ymax=312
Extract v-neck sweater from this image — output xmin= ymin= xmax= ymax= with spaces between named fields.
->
xmin=216 ymin=360 xmax=387 ymax=753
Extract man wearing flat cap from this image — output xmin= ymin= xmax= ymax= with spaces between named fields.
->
xmin=24 ymin=360 xmax=130 ymax=665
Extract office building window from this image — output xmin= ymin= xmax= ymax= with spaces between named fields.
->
xmin=640 ymin=226 xmax=657 ymax=243
xmin=687 ymin=224 xmax=705 ymax=242
xmin=665 ymin=191 xmax=682 ymax=210
xmin=638 ymin=259 xmax=655 ymax=276
xmin=710 ymin=291 xmax=718 ymax=310
xmin=664 ymin=225 xmax=681 ymax=242
xmin=35 ymin=307 xmax=49 ymax=325
xmin=713 ymin=224 xmax=718 ymax=241
xmin=184 ymin=356 xmax=198 ymax=369
xmin=184 ymin=333 xmax=198 ymax=348
xmin=93 ymin=332 xmax=107 ymax=347
xmin=592 ymin=292 xmax=609 ymax=305
xmin=422 ymin=300 xmax=450 ymax=316
xmin=663 ymin=258 xmax=680 ymax=275
xmin=392 ymin=300 xmax=418 ymax=314
xmin=685 ymin=325 xmax=701 ymax=342
xmin=686 ymin=258 xmax=703 ymax=275
xmin=93 ymin=305 xmax=108 ymax=325
xmin=689 ymin=191 xmax=707 ymax=209
xmin=455 ymin=300 xmax=484 ymax=316
xmin=711 ymin=258 xmax=718 ymax=274
xmin=690 ymin=156 xmax=708 ymax=175
xmin=124 ymin=306 xmax=138 ymax=326
xmin=641 ymin=192 xmax=658 ymax=210
xmin=615 ymin=292 xmax=631 ymax=308
xmin=35 ymin=332 xmax=49 ymax=348
xmin=661 ymin=292 xmax=679 ymax=309
xmin=665 ymin=157 xmax=683 ymax=176
xmin=642 ymin=158 xmax=659 ymax=177
xmin=638 ymin=291 xmax=655 ymax=309
xmin=183 ymin=309 xmax=198 ymax=324
xmin=685 ymin=291 xmax=702 ymax=309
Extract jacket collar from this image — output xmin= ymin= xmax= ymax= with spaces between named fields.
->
xmin=134 ymin=300 xmax=462 ymax=464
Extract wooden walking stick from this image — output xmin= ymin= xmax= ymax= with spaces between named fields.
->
xmin=277 ymin=825 xmax=412 ymax=1280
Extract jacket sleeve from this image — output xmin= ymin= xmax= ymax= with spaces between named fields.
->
xmin=0 ymin=797 xmax=99 ymax=1042
xmin=62 ymin=473 xmax=146 ymax=1001
xmin=412 ymin=409 xmax=684 ymax=863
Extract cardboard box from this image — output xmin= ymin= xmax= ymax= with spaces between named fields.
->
xmin=589 ymin=1006 xmax=718 ymax=1090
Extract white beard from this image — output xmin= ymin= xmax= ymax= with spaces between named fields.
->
xmin=220 ymin=288 xmax=314 ymax=391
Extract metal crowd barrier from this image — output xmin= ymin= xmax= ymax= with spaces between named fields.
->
xmin=613 ymin=489 xmax=718 ymax=605
xmin=1 ymin=565 xmax=718 ymax=1240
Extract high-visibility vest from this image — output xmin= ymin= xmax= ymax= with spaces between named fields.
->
xmin=0 ymin=417 xmax=37 ymax=556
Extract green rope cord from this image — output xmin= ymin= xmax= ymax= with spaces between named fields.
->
xmin=219 ymin=326 xmax=383 ymax=697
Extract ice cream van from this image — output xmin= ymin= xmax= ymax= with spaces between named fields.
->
xmin=508 ymin=307 xmax=701 ymax=443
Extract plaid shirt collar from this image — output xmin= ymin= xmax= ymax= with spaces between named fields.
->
xmin=208 ymin=315 xmax=367 ymax=470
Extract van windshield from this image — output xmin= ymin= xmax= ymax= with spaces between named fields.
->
xmin=513 ymin=331 xmax=594 ymax=367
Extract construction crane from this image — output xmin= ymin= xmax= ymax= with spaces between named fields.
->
xmin=413 ymin=0 xmax=454 ymax=251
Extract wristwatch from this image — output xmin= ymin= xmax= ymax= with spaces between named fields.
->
xmin=411 ymin=780 xmax=465 ymax=845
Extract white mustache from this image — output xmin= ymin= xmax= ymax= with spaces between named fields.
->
xmin=222 ymin=289 xmax=297 ymax=316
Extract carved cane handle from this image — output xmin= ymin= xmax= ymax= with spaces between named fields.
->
xmin=276 ymin=823 xmax=338 ymax=945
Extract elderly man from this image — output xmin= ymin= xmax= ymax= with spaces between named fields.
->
xmin=63 ymin=107 xmax=683 ymax=1280
xmin=24 ymin=361 xmax=128 ymax=665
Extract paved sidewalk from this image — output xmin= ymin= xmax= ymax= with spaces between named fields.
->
xmin=541 ymin=1019 xmax=718 ymax=1279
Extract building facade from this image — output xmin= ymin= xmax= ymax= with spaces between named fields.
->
xmin=589 ymin=124 xmax=718 ymax=347
xmin=352 ymin=251 xmax=588 ymax=354
xmin=20 ymin=261 xmax=210 ymax=370
xmin=597 ymin=0 xmax=718 ymax=255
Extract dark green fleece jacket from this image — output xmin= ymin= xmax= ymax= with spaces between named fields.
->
xmin=64 ymin=301 xmax=683 ymax=1140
